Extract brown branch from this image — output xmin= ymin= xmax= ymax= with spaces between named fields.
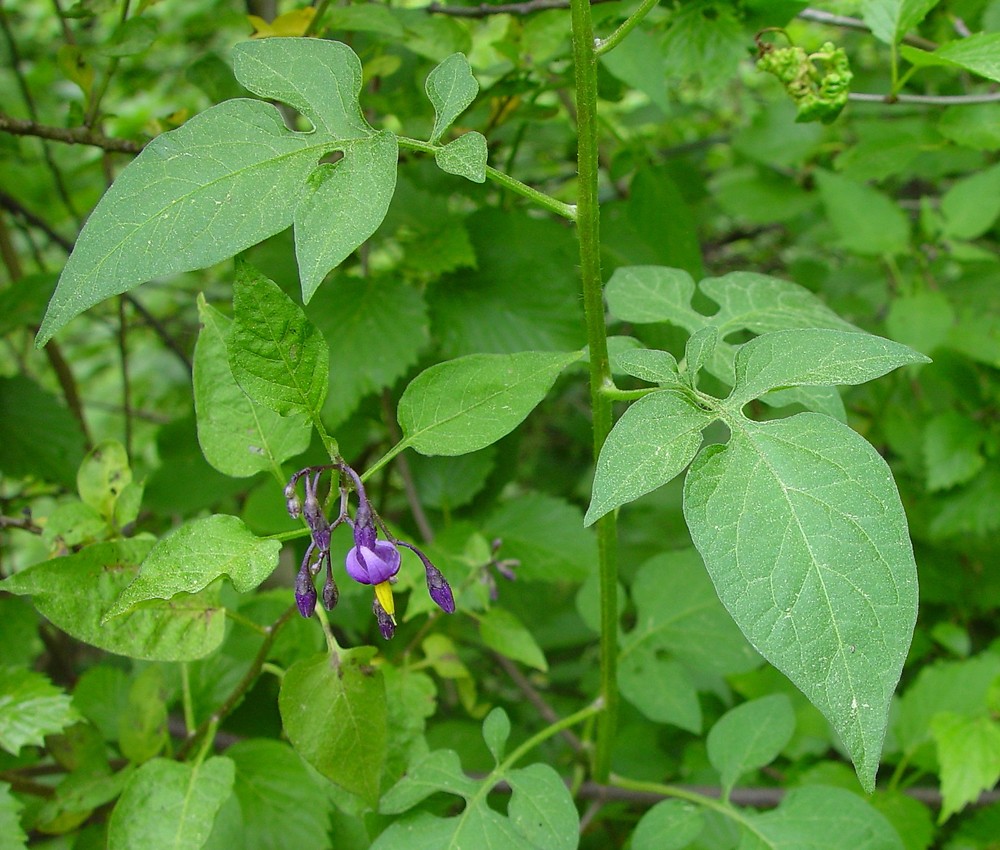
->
xmin=0 ymin=513 xmax=43 ymax=534
xmin=0 ymin=113 xmax=144 ymax=154
xmin=0 ymin=191 xmax=74 ymax=252
xmin=495 ymin=653 xmax=585 ymax=754
xmin=426 ymin=0 xmax=616 ymax=17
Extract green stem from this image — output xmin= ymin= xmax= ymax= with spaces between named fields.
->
xmin=569 ymin=0 xmax=618 ymax=783
xmin=595 ymin=0 xmax=660 ymax=55
xmin=498 ymin=701 xmax=603 ymax=774
xmin=396 ymin=136 xmax=577 ymax=221
xmin=180 ymin=663 xmax=195 ymax=735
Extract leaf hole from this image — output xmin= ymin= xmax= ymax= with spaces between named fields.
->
xmin=319 ymin=150 xmax=344 ymax=166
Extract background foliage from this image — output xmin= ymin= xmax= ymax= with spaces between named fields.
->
xmin=1 ymin=0 xmax=999 ymax=848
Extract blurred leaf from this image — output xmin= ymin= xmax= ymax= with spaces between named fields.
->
xmin=631 ymin=799 xmax=705 ymax=850
xmin=923 ymin=411 xmax=985 ymax=491
xmin=482 ymin=707 xmax=511 ymax=764
xmin=815 ymin=170 xmax=910 ymax=256
xmin=409 ymin=448 xmax=496 ymax=510
xmin=932 ymin=713 xmax=1000 ymax=821
xmin=76 ymin=440 xmax=132 ymax=523
xmin=938 ymin=103 xmax=1000 ymax=150
xmin=0 ymin=668 xmax=81 ymax=756
xmin=885 ymin=290 xmax=954 ymax=355
xmin=861 ymin=0 xmax=941 ymax=45
xmin=900 ymin=33 xmax=1000 ymax=82
xmin=118 ymin=666 xmax=168 ymax=764
xmin=940 ymin=163 xmax=1000 ymax=240
xmin=0 ymin=782 xmax=27 ymax=850
xmin=479 ymin=607 xmax=547 ymax=671
xmin=100 ymin=16 xmax=158 ymax=57
xmin=707 ymin=695 xmax=795 ymax=795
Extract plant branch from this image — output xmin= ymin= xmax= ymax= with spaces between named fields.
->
xmin=849 ymin=91 xmax=1000 ymax=105
xmin=0 ymin=513 xmax=43 ymax=534
xmin=0 ymin=113 xmax=145 ymax=154
xmin=426 ymin=0 xmax=617 ymax=16
xmin=594 ymin=0 xmax=660 ymax=55
xmin=570 ymin=0 xmax=618 ymax=785
xmin=494 ymin=653 xmax=585 ymax=754
xmin=797 ymin=7 xmax=937 ymax=50
xmin=380 ymin=389 xmax=435 ymax=543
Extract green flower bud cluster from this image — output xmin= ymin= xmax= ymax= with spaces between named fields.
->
xmin=757 ymin=40 xmax=852 ymax=124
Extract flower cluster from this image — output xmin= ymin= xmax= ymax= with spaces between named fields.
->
xmin=284 ymin=462 xmax=455 ymax=639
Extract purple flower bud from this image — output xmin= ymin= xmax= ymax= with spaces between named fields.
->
xmin=322 ymin=557 xmax=339 ymax=610
xmin=295 ymin=567 xmax=317 ymax=618
xmin=373 ymin=597 xmax=396 ymax=640
xmin=345 ymin=540 xmax=401 ymax=585
xmin=286 ymin=494 xmax=302 ymax=519
xmin=399 ymin=541 xmax=456 ymax=614
xmin=495 ymin=558 xmax=519 ymax=582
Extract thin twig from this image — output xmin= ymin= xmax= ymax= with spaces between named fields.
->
xmin=118 ymin=296 xmax=133 ymax=458
xmin=426 ymin=0 xmax=616 ymax=16
xmin=380 ymin=389 xmax=435 ymax=543
xmin=0 ymin=191 xmax=74 ymax=252
xmin=797 ymin=7 xmax=938 ymax=50
xmin=0 ymin=513 xmax=43 ymax=534
xmin=849 ymin=91 xmax=1000 ymax=105
xmin=495 ymin=653 xmax=585 ymax=754
xmin=0 ymin=113 xmax=144 ymax=154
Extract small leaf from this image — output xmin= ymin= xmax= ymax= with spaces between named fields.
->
xmin=482 ymin=707 xmax=511 ymax=764
xmin=614 ymin=348 xmax=684 ymax=386
xmin=279 ymin=649 xmax=388 ymax=808
xmin=707 ymin=694 xmax=795 ymax=796
xmin=932 ymin=713 xmax=1000 ymax=821
xmin=940 ymin=162 xmax=1000 ymax=240
xmin=0 ymin=668 xmax=81 ymax=756
xmin=435 ymin=132 xmax=488 ymax=183
xmin=229 ymin=261 xmax=329 ymax=417
xmin=479 ymin=608 xmax=548 ymax=671
xmin=728 ymin=328 xmax=929 ymax=409
xmin=632 ymin=799 xmax=705 ymax=850
xmin=398 ymin=350 xmax=580 ymax=456
xmin=861 ymin=0 xmax=941 ymax=46
xmin=378 ymin=749 xmax=478 ymax=815
xmin=425 ymin=53 xmax=479 ymax=143
xmin=76 ymin=439 xmax=133 ymax=522
xmin=0 ymin=782 xmax=27 ymax=849
xmin=684 ymin=326 xmax=718 ymax=380
xmin=923 ymin=411 xmax=986 ymax=491
xmin=107 ymin=757 xmax=234 ymax=850
xmin=684 ymin=414 xmax=919 ymax=792
xmin=118 ymin=666 xmax=168 ymax=764
xmin=585 ymin=390 xmax=711 ymax=526
xmin=194 ymin=295 xmax=311 ymax=477
xmin=505 ymin=763 xmax=580 ymax=850
xmin=106 ymin=515 xmax=280 ymax=619
xmin=619 ymin=655 xmax=701 ymax=732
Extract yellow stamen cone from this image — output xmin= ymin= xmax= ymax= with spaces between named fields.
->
xmin=374 ymin=581 xmax=396 ymax=622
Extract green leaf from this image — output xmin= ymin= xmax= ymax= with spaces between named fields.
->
xmin=940 ymin=162 xmax=1000 ymax=240
xmin=101 ymin=16 xmax=158 ymax=57
xmin=728 ymin=328 xmax=929 ymax=409
xmin=0 ymin=540 xmax=225 ymax=661
xmin=861 ymin=0 xmax=941 ymax=45
xmin=425 ymin=53 xmax=479 ymax=143
xmin=378 ymin=749 xmax=478 ymax=814
xmin=740 ymin=786 xmax=904 ymax=849
xmin=938 ymin=103 xmax=1000 ymax=150
xmin=684 ymin=326 xmax=718 ymax=381
xmin=435 ymin=132 xmax=488 ymax=183
xmin=885 ymin=290 xmax=954 ymax=355
xmin=279 ymin=648 xmax=388 ymax=808
xmin=398 ymin=350 xmax=581 ymax=456
xmin=479 ymin=608 xmax=548 ymax=671
xmin=229 ymin=261 xmax=329 ymax=417
xmin=226 ymin=739 xmax=332 ymax=850
xmin=107 ymin=756 xmax=234 ymax=850
xmin=815 ymin=170 xmax=910 ymax=256
xmin=0 ymin=782 xmax=27 ymax=850
xmin=409 ymin=448 xmax=496 ymax=510
xmin=194 ymin=295 xmax=311 ymax=477
xmin=294 ymin=131 xmax=398 ymax=301
xmin=631 ymin=799 xmax=705 ymax=850
xmin=619 ymin=654 xmax=701 ymax=733
xmin=684 ymin=414 xmax=919 ymax=792
xmin=118 ymin=666 xmax=168 ymax=764
xmin=504 ymin=763 xmax=580 ymax=850
xmin=707 ymin=695 xmax=795 ymax=796
xmin=923 ymin=411 xmax=985 ymax=491
xmin=585 ymin=390 xmax=711 ymax=526
xmin=0 ymin=668 xmax=81 ymax=756
xmin=901 ymin=33 xmax=1000 ymax=83
xmin=614 ymin=348 xmax=684 ymax=386
xmin=932 ymin=713 xmax=1000 ymax=821
xmin=76 ymin=440 xmax=133 ymax=523
xmin=482 ymin=707 xmax=511 ymax=764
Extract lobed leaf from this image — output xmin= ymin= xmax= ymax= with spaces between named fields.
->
xmin=0 ymin=668 xmax=81 ymax=756
xmin=425 ymin=53 xmax=479 ymax=144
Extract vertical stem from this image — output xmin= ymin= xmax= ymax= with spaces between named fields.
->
xmin=569 ymin=0 xmax=618 ymax=782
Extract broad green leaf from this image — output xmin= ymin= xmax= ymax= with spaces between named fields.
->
xmin=932 ymin=713 xmax=1000 ymax=821
xmin=614 ymin=349 xmax=684 ymax=386
xmin=0 ymin=375 xmax=85 ymax=487
xmin=194 ymin=296 xmax=311 ymax=477
xmin=0 ymin=782 xmax=27 ymax=850
xmin=378 ymin=749 xmax=478 ymax=814
xmin=632 ymin=799 xmax=705 ymax=850
xmin=482 ymin=707 xmax=511 ymax=764
xmin=227 ymin=740 xmax=332 ymax=850
xmin=0 ymin=540 xmax=225 ymax=661
xmin=102 ymin=16 xmax=158 ymax=57
xmin=869 ymin=792 xmax=934 ymax=850
xmin=504 ymin=763 xmax=580 ymax=850
xmin=940 ymin=162 xmax=1000 ymax=240
xmin=585 ymin=390 xmax=711 ymax=526
xmin=900 ymin=33 xmax=1000 ymax=82
xmin=425 ymin=53 xmax=479 ymax=143
xmin=279 ymin=648 xmax=388 ymax=808
xmin=106 ymin=515 xmax=280 ymax=619
xmin=815 ymin=170 xmax=910 ymax=256
xmin=107 ymin=756 xmax=234 ymax=850
xmin=606 ymin=266 xmax=698 ymax=326
xmin=728 ymin=329 xmax=929 ymax=409
xmin=707 ymin=695 xmax=795 ymax=796
xmin=684 ymin=414 xmax=919 ymax=792
xmin=885 ymin=290 xmax=954 ymax=355
xmin=294 ymin=131 xmax=398 ymax=301
xmin=938 ymin=103 xmax=1000 ymax=150
xmin=740 ymin=786 xmax=904 ymax=849
xmin=398 ymin=350 xmax=580 ymax=456
xmin=861 ymin=0 xmax=941 ymax=45
xmin=619 ymin=654 xmax=701 ymax=732
xmin=77 ymin=440 xmax=133 ymax=522
xmin=73 ymin=666 xmax=130 ymax=742
xmin=478 ymin=608 xmax=548 ymax=671
xmin=435 ymin=132 xmax=488 ymax=183
xmin=923 ymin=411 xmax=985 ymax=491
xmin=229 ymin=261 xmax=329 ymax=417
xmin=0 ymin=668 xmax=81 ymax=756
xmin=409 ymin=448 xmax=496 ymax=510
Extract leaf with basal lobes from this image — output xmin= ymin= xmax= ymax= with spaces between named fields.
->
xmin=425 ymin=53 xmax=479 ymax=144
xmin=37 ymin=38 xmax=396 ymax=345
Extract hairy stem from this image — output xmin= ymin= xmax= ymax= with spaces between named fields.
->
xmin=595 ymin=0 xmax=661 ymax=55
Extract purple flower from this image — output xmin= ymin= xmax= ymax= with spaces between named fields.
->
xmin=345 ymin=540 xmax=401 ymax=585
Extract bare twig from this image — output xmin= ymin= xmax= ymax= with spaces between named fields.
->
xmin=849 ymin=91 xmax=1000 ymax=105
xmin=380 ymin=389 xmax=435 ymax=543
xmin=426 ymin=0 xmax=616 ymax=16
xmin=0 ymin=113 xmax=144 ymax=154
xmin=797 ymin=7 xmax=938 ymax=50
xmin=0 ymin=513 xmax=43 ymax=534
xmin=495 ymin=653 xmax=585 ymax=754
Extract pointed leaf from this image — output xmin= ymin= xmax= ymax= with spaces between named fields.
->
xmin=728 ymin=329 xmax=929 ymax=409
xmin=684 ymin=414 xmax=919 ymax=792
xmin=425 ymin=53 xmax=479 ymax=143
xmin=0 ymin=782 xmax=27 ymax=850
xmin=106 ymin=515 xmax=280 ymax=618
xmin=279 ymin=648 xmax=388 ymax=808
xmin=861 ymin=0 xmax=941 ymax=45
xmin=614 ymin=349 xmax=683 ymax=386
xmin=482 ymin=707 xmax=511 ymax=764
xmin=0 ymin=669 xmax=81 ymax=756
xmin=295 ymin=131 xmax=398 ymax=301
xmin=900 ymin=33 xmax=1000 ymax=83
xmin=932 ymin=713 xmax=1000 ymax=821
xmin=632 ymin=800 xmax=705 ymax=850
xmin=398 ymin=350 xmax=581 ymax=456
xmin=194 ymin=296 xmax=311 ymax=477
xmin=435 ymin=132 xmax=488 ymax=183
xmin=479 ymin=608 xmax=548 ymax=671
xmin=707 ymin=695 xmax=795 ymax=795
xmin=684 ymin=326 xmax=718 ymax=380
xmin=107 ymin=757 xmax=235 ymax=850
xmin=586 ymin=390 xmax=711 ymax=526
xmin=505 ymin=763 xmax=580 ymax=850
xmin=229 ymin=262 xmax=329 ymax=416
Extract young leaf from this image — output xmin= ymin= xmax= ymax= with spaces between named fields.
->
xmin=706 ymin=694 xmax=795 ymax=796
xmin=479 ymin=608 xmax=548 ymax=671
xmin=278 ymin=648 xmax=388 ymax=808
xmin=931 ymin=713 xmax=1000 ymax=822
xmin=0 ymin=540 xmax=225 ymax=661
xmin=727 ymin=328 xmax=929 ymax=409
xmin=435 ymin=132 xmax=488 ymax=183
xmin=614 ymin=349 xmax=684 ymax=386
xmin=397 ymin=350 xmax=581 ymax=456
xmin=861 ymin=0 xmax=941 ymax=46
xmin=631 ymin=800 xmax=704 ymax=850
xmin=0 ymin=668 xmax=81 ymax=756
xmin=194 ymin=296 xmax=311 ymax=477
xmin=482 ymin=707 xmax=511 ymax=764
xmin=684 ymin=414 xmax=920 ymax=792
xmin=76 ymin=440 xmax=133 ymax=523
xmin=425 ymin=53 xmax=479 ymax=144
xmin=683 ymin=326 xmax=718 ymax=381
xmin=229 ymin=261 xmax=329 ymax=417
xmin=107 ymin=757 xmax=235 ymax=850
xmin=585 ymin=390 xmax=711 ymax=526
xmin=105 ymin=514 xmax=281 ymax=619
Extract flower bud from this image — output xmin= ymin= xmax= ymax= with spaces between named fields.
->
xmin=295 ymin=568 xmax=317 ymax=618
xmin=373 ymin=597 xmax=396 ymax=640
xmin=322 ymin=567 xmax=339 ymax=611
